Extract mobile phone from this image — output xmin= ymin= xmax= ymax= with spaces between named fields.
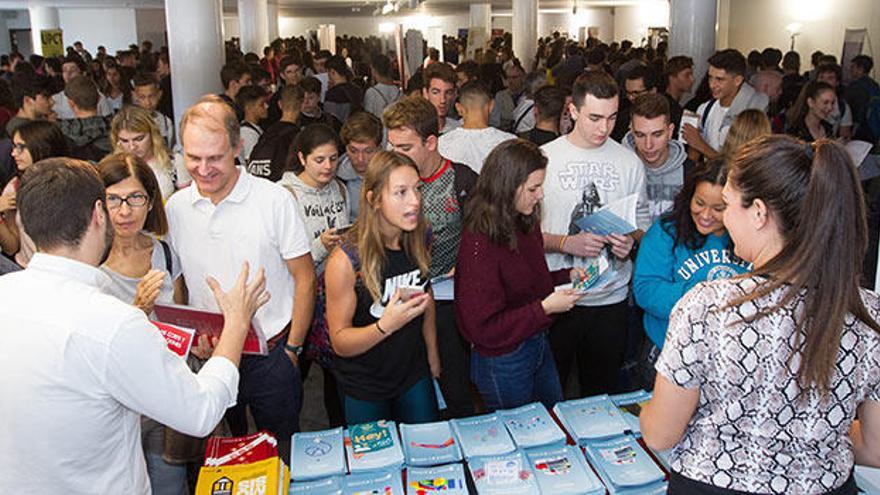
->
xmin=398 ymin=286 xmax=425 ymax=302
xmin=335 ymin=224 xmax=353 ymax=234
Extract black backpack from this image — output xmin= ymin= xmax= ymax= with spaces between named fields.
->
xmin=245 ymin=121 xmax=299 ymax=182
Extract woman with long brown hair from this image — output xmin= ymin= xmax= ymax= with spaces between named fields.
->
xmin=455 ymin=139 xmax=583 ymax=411
xmin=641 ymin=135 xmax=880 ymax=494
xmin=324 ymin=150 xmax=441 ymax=424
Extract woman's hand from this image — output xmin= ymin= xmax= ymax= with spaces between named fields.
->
xmin=541 ymin=288 xmax=582 ymax=315
xmin=319 ymin=227 xmax=343 ymax=251
xmin=606 ymin=233 xmax=635 ymax=260
xmin=133 ymin=269 xmax=166 ymax=315
xmin=377 ymin=289 xmax=430 ymax=334
xmin=563 ymin=232 xmax=605 ymax=258
xmin=190 ymin=334 xmax=217 ymax=360
xmin=0 ymin=190 xmax=15 ymax=213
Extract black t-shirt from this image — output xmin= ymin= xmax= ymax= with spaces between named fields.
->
xmin=333 ymin=245 xmax=430 ymax=401
xmin=519 ymin=128 xmax=559 ymax=147
xmin=298 ymin=111 xmax=342 ymax=134
xmin=664 ymin=92 xmax=685 ymax=138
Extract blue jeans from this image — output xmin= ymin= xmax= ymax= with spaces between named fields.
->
xmin=226 ymin=341 xmax=302 ymax=460
xmin=144 ymin=451 xmax=187 ymax=495
xmin=343 ymin=377 xmax=439 ymax=425
xmin=471 ymin=332 xmax=563 ymax=412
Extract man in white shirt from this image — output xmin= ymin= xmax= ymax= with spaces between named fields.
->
xmin=438 ymin=81 xmax=516 ymax=174
xmin=681 ymin=49 xmax=769 ymax=160
xmin=0 ymin=157 xmax=267 ymax=494
xmin=540 ymin=71 xmax=650 ymax=397
xmin=52 ymin=55 xmax=113 ymax=120
xmin=165 ymin=96 xmax=316 ymax=457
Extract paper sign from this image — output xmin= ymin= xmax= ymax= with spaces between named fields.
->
xmin=154 ymin=303 xmax=267 ymax=355
xmin=40 ymin=29 xmax=63 ymax=57
xmin=678 ymin=110 xmax=699 ymax=143
xmin=150 ymin=321 xmax=195 ymax=358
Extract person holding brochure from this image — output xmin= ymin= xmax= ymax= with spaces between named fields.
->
xmin=164 ymin=96 xmax=316 ymax=458
xmin=0 ymin=157 xmax=269 ymax=494
xmin=324 ymin=150 xmax=441 ymax=425
xmin=633 ymin=158 xmax=751 ymax=387
xmin=455 ymin=139 xmax=584 ymax=411
xmin=641 ymin=136 xmax=880 ymax=494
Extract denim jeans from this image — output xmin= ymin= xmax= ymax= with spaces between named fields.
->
xmin=144 ymin=451 xmax=187 ymax=495
xmin=225 ymin=341 xmax=302 ymax=460
xmin=342 ymin=376 xmax=439 ymax=425
xmin=471 ymin=331 xmax=563 ymax=412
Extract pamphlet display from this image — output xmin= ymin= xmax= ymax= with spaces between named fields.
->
xmin=498 ymin=402 xmax=566 ymax=449
xmin=344 ymin=420 xmax=405 ymax=473
xmin=289 ymin=475 xmax=343 ymax=494
xmin=553 ymin=394 xmax=631 ymax=444
xmin=399 ymin=420 xmax=463 ymax=466
xmin=451 ymin=414 xmax=516 ymax=459
xmin=407 ymin=463 xmax=469 ymax=495
xmin=525 ymin=444 xmax=605 ymax=495
xmin=583 ymin=435 xmax=667 ymax=495
xmin=194 ymin=455 xmax=289 ymax=495
xmin=290 ymin=427 xmax=346 ymax=481
xmin=467 ymin=450 xmax=540 ymax=495
xmin=342 ymin=468 xmax=405 ymax=495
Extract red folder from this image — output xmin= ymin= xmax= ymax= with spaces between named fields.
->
xmin=149 ymin=320 xmax=195 ymax=358
xmin=154 ymin=303 xmax=268 ymax=356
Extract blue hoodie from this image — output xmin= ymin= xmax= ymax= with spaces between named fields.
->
xmin=634 ymin=220 xmax=752 ymax=348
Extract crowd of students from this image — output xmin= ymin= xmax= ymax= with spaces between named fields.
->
xmin=1 ymin=30 xmax=880 ymax=495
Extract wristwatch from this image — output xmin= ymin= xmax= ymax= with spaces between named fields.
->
xmin=285 ymin=343 xmax=304 ymax=357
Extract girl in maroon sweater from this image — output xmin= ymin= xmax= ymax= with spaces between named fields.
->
xmin=455 ymin=139 xmax=583 ymax=411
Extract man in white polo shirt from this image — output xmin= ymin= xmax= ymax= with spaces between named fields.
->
xmin=0 ymin=158 xmax=268 ymax=493
xmin=165 ymin=96 xmax=316 ymax=455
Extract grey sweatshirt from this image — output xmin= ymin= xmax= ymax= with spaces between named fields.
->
xmin=623 ymin=133 xmax=690 ymax=224
xmin=278 ymin=172 xmax=349 ymax=271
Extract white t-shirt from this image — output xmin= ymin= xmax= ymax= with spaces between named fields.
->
xmin=541 ymin=135 xmax=650 ymax=306
xmin=165 ymin=168 xmax=311 ymax=339
xmin=240 ymin=122 xmax=263 ymax=164
xmin=703 ymin=101 xmax=730 ymax=151
xmin=828 ymin=99 xmax=853 ymax=136
xmin=437 ymin=127 xmax=516 ymax=174
xmin=363 ymin=83 xmax=401 ymax=119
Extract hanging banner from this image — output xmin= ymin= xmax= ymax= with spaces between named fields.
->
xmin=841 ymin=28 xmax=867 ymax=85
xmin=40 ymin=29 xmax=63 ymax=57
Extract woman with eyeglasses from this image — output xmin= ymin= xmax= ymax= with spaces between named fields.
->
xmin=111 ymin=105 xmax=177 ymax=202
xmin=97 ymin=152 xmax=212 ymax=495
xmin=0 ymin=120 xmax=68 ymax=267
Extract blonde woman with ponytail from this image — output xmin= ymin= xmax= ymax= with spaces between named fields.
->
xmin=325 ymin=150 xmax=441 ymax=425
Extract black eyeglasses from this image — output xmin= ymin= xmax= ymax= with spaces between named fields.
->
xmin=106 ymin=193 xmax=149 ymax=209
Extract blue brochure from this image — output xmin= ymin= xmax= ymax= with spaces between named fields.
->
xmin=430 ymin=275 xmax=454 ymax=301
xmin=433 ymin=379 xmax=447 ymax=411
xmin=399 ymin=420 xmax=462 ymax=466
xmin=451 ymin=414 xmax=516 ymax=459
xmin=609 ymin=390 xmax=653 ymax=438
xmin=289 ymin=475 xmax=343 ymax=494
xmin=467 ymin=450 xmax=540 ymax=495
xmin=343 ymin=468 xmax=405 ymax=495
xmin=584 ymin=436 xmax=665 ymax=493
xmin=290 ymin=427 xmax=346 ymax=481
xmin=344 ymin=420 xmax=405 ymax=473
xmin=498 ymin=402 xmax=566 ymax=449
xmin=574 ymin=209 xmax=636 ymax=236
xmin=525 ymin=444 xmax=605 ymax=495
xmin=553 ymin=394 xmax=630 ymax=444
xmin=407 ymin=464 xmax=469 ymax=495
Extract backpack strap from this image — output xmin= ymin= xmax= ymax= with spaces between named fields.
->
xmin=451 ymin=162 xmax=478 ymax=213
xmin=513 ymin=102 xmax=535 ymax=131
xmin=700 ymin=99 xmax=716 ymax=130
xmin=159 ymin=239 xmax=173 ymax=274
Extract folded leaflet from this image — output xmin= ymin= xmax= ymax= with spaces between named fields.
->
xmin=290 ymin=427 xmax=345 ymax=481
xmin=399 ymin=420 xmax=462 ymax=466
xmin=406 ymin=463 xmax=469 ymax=495
xmin=450 ymin=413 xmax=516 ymax=459
xmin=498 ymin=402 xmax=566 ymax=449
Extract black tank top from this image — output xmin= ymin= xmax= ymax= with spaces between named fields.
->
xmin=333 ymin=244 xmax=430 ymax=401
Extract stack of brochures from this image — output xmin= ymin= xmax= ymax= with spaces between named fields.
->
xmin=524 ymin=444 xmax=605 ymax=495
xmin=553 ymin=394 xmax=631 ymax=445
xmin=343 ymin=468 xmax=405 ymax=494
xmin=467 ymin=450 xmax=540 ymax=495
xmin=194 ymin=455 xmax=289 ymax=495
xmin=344 ymin=420 xmax=405 ymax=473
xmin=609 ymin=390 xmax=653 ymax=437
xmin=583 ymin=435 xmax=667 ymax=494
xmin=288 ymin=475 xmax=343 ymax=494
xmin=289 ymin=427 xmax=346 ymax=481
xmin=399 ymin=420 xmax=463 ymax=466
xmin=498 ymin=402 xmax=566 ymax=449
xmin=407 ymin=463 xmax=469 ymax=495
xmin=450 ymin=414 xmax=516 ymax=460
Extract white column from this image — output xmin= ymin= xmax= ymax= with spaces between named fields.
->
xmin=267 ymin=2 xmax=279 ymax=42
xmin=165 ymin=0 xmax=225 ymax=136
xmin=469 ymin=3 xmax=491 ymax=35
xmin=28 ymin=5 xmax=59 ymax=57
xmin=512 ymin=0 xmax=537 ymax=71
xmin=669 ymin=0 xmax=717 ymax=83
xmin=238 ymin=0 xmax=269 ymax=55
